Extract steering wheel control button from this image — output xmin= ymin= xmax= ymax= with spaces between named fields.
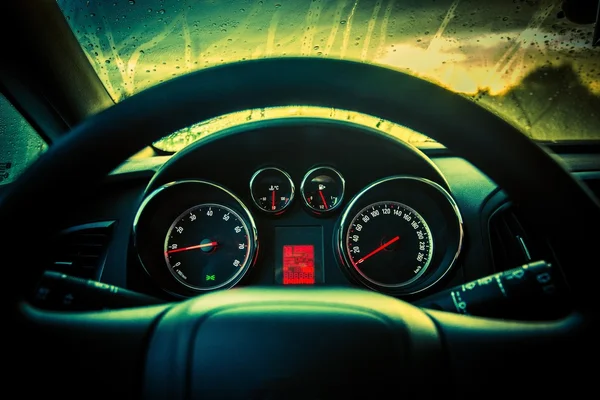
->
xmin=250 ymin=167 xmax=295 ymax=214
xmin=300 ymin=166 xmax=345 ymax=215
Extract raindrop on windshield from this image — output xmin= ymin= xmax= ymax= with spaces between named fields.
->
xmin=158 ymin=9 xmax=165 ymax=14
xmin=129 ymin=0 xmax=135 ymax=5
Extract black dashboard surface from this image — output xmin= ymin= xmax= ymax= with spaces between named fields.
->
xmin=132 ymin=119 xmax=465 ymax=299
xmin=14 ymin=119 xmax=598 ymax=303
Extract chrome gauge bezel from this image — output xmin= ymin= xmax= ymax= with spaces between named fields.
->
xmin=133 ymin=180 xmax=259 ymax=297
xmin=249 ymin=167 xmax=295 ymax=214
xmin=300 ymin=166 xmax=346 ymax=215
xmin=337 ymin=176 xmax=463 ymax=296
xmin=163 ymin=203 xmax=253 ymax=292
xmin=344 ymin=200 xmax=435 ymax=288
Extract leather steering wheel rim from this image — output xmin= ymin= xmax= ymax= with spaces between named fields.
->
xmin=2 ymin=58 xmax=599 ymax=397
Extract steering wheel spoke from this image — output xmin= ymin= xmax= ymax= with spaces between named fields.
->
xmin=427 ymin=309 xmax=596 ymax=396
xmin=144 ymin=288 xmax=447 ymax=398
xmin=13 ymin=302 xmax=168 ymax=398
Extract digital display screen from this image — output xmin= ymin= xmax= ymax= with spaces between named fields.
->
xmin=274 ymin=226 xmax=324 ymax=285
xmin=282 ymin=245 xmax=315 ymax=285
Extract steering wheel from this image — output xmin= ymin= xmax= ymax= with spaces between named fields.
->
xmin=3 ymin=58 xmax=599 ymax=398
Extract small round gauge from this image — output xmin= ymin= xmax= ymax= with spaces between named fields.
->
xmin=345 ymin=201 xmax=434 ymax=288
xmin=250 ymin=167 xmax=295 ymax=214
xmin=165 ymin=203 xmax=253 ymax=291
xmin=301 ymin=166 xmax=345 ymax=214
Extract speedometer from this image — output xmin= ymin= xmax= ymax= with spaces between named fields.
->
xmin=345 ymin=201 xmax=434 ymax=287
xmin=337 ymin=176 xmax=463 ymax=296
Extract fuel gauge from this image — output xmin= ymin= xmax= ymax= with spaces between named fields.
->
xmin=250 ymin=167 xmax=295 ymax=214
xmin=301 ymin=166 xmax=345 ymax=214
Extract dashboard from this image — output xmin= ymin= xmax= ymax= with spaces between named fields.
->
xmin=26 ymin=118 xmax=599 ymax=304
xmin=130 ymin=119 xmax=470 ymax=300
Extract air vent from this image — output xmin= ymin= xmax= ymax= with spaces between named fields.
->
xmin=488 ymin=205 xmax=536 ymax=272
xmin=49 ymin=221 xmax=115 ymax=280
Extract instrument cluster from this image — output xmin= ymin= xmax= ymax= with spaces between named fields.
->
xmin=134 ymin=164 xmax=462 ymax=298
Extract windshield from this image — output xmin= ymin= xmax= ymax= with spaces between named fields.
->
xmin=57 ymin=0 xmax=599 ymax=147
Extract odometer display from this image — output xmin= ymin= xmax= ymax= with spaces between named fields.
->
xmin=345 ymin=201 xmax=433 ymax=287
xmin=165 ymin=203 xmax=252 ymax=291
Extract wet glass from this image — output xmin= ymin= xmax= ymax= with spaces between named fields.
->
xmin=57 ymin=0 xmax=600 ymax=149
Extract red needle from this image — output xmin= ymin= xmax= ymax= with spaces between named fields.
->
xmin=318 ymin=190 xmax=329 ymax=209
xmin=272 ymin=190 xmax=276 ymax=209
xmin=356 ymin=236 xmax=400 ymax=264
xmin=166 ymin=242 xmax=218 ymax=254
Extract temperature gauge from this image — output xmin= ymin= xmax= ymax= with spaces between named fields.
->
xmin=301 ymin=166 xmax=345 ymax=214
xmin=250 ymin=167 xmax=295 ymax=214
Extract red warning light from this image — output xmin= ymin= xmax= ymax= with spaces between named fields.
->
xmin=282 ymin=245 xmax=315 ymax=285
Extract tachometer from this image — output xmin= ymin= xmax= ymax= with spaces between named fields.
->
xmin=165 ymin=204 xmax=252 ymax=291
xmin=345 ymin=201 xmax=433 ymax=287
xmin=133 ymin=180 xmax=258 ymax=297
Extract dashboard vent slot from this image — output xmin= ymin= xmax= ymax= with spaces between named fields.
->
xmin=49 ymin=221 xmax=115 ymax=280
xmin=488 ymin=206 xmax=535 ymax=272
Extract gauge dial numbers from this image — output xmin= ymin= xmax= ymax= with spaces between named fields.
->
xmin=134 ymin=180 xmax=258 ymax=297
xmin=301 ymin=166 xmax=345 ymax=214
xmin=250 ymin=167 xmax=295 ymax=214
xmin=338 ymin=176 xmax=463 ymax=296
xmin=165 ymin=204 xmax=252 ymax=291
xmin=345 ymin=202 xmax=433 ymax=288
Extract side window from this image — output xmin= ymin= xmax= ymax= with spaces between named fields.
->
xmin=0 ymin=94 xmax=47 ymax=185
